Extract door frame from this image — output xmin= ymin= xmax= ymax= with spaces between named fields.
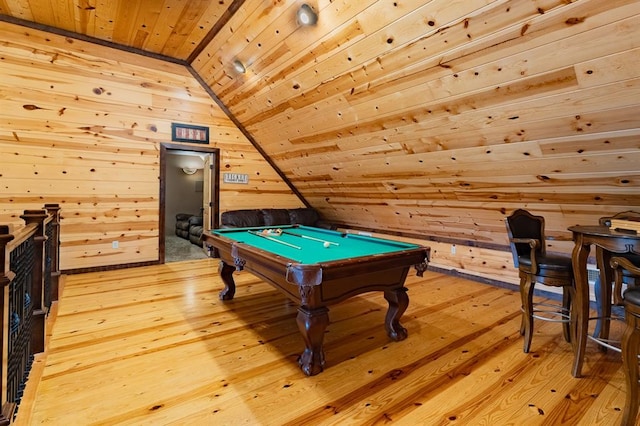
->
xmin=159 ymin=142 xmax=220 ymax=263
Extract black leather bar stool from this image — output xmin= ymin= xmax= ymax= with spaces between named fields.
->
xmin=505 ymin=209 xmax=575 ymax=353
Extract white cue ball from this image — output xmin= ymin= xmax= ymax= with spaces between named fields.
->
xmin=323 ymin=241 xmax=330 ymax=248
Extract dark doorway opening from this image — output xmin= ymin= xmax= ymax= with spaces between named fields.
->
xmin=159 ymin=143 xmax=220 ymax=263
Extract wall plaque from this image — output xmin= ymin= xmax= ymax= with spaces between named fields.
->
xmin=223 ymin=173 xmax=249 ymax=184
xmin=171 ymin=123 xmax=209 ymax=144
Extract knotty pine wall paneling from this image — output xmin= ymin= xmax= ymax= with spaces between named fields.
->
xmin=192 ymin=0 xmax=640 ymax=283
xmin=0 ymin=21 xmax=303 ymax=271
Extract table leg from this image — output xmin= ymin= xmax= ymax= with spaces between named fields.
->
xmin=296 ymin=306 xmax=329 ymax=376
xmin=218 ymin=261 xmax=236 ymax=300
xmin=571 ymin=239 xmax=591 ymax=378
xmin=384 ymin=287 xmax=409 ymax=341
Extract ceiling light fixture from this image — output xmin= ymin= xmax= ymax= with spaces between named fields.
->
xmin=182 ymin=167 xmax=197 ymax=175
xmin=233 ymin=59 xmax=246 ymax=74
xmin=297 ymin=4 xmax=318 ymax=26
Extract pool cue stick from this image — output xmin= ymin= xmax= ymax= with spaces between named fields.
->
xmin=281 ymin=230 xmax=339 ymax=246
xmin=248 ymin=230 xmax=301 ymax=249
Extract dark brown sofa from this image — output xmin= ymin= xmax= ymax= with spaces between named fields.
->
xmin=220 ymin=208 xmax=334 ymax=229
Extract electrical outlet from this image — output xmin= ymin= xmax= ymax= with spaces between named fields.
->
xmin=587 ymin=268 xmax=600 ymax=283
xmin=112 ymin=241 xmax=119 ymax=249
xmin=451 ymin=244 xmax=456 ymax=254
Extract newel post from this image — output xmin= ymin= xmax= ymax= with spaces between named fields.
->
xmin=43 ymin=204 xmax=61 ymax=302
xmin=0 ymin=225 xmax=16 ymax=425
xmin=20 ymin=210 xmax=48 ymax=354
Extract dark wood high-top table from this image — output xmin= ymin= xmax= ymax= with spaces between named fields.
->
xmin=569 ymin=225 xmax=640 ymax=377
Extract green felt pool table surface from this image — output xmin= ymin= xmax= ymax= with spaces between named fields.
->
xmin=211 ymin=225 xmax=421 ymax=264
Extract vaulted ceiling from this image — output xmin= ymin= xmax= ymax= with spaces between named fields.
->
xmin=1 ymin=0 xmax=639 ymax=248
xmin=0 ymin=0 xmax=231 ymax=61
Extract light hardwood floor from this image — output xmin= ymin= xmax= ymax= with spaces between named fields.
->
xmin=16 ymin=259 xmax=630 ymax=425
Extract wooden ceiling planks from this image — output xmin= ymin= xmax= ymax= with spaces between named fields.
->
xmin=232 ymin=0 xmax=558 ymax=127
xmin=0 ymin=0 xmax=36 ymax=20
xmin=157 ymin=0 xmax=216 ymax=58
xmin=111 ymin=0 xmax=163 ymax=49
xmin=0 ymin=0 xmax=231 ymax=60
xmin=215 ymin=0 xmax=405 ymax=110
xmin=247 ymin=2 xmax=636 ymax=148
xmin=192 ymin=0 xmax=291 ymax=84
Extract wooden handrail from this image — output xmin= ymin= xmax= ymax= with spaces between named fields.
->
xmin=0 ymin=204 xmax=61 ymax=425
xmin=4 ymin=224 xmax=38 ymax=252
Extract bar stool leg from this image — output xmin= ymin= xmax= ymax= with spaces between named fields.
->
xmin=520 ymin=273 xmax=535 ymax=353
xmin=621 ymin=304 xmax=640 ymax=426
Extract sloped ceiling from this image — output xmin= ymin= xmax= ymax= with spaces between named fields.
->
xmin=1 ymin=0 xmax=639 ymax=248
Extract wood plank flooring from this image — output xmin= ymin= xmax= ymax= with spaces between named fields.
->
xmin=15 ymin=259 xmax=630 ymax=425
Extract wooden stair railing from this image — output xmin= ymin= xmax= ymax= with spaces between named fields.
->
xmin=0 ymin=204 xmax=61 ymax=425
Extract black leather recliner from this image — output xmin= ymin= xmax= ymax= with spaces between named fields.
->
xmin=175 ymin=213 xmax=192 ymax=239
xmin=175 ymin=213 xmax=204 ymax=245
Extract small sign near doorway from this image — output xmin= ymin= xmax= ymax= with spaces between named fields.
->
xmin=223 ymin=173 xmax=249 ymax=184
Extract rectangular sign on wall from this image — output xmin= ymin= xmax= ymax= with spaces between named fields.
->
xmin=223 ymin=173 xmax=249 ymax=184
xmin=171 ymin=123 xmax=209 ymax=144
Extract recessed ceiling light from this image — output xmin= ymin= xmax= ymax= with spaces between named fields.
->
xmin=297 ymin=4 xmax=318 ymax=26
xmin=233 ymin=59 xmax=246 ymax=74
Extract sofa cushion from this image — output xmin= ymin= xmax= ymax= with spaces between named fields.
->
xmin=288 ymin=208 xmax=320 ymax=226
xmin=261 ymin=209 xmax=291 ymax=226
xmin=221 ymin=209 xmax=264 ymax=228
xmin=175 ymin=221 xmax=190 ymax=231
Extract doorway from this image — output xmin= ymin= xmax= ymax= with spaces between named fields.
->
xmin=159 ymin=143 xmax=220 ymax=263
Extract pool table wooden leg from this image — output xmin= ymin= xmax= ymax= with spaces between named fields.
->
xmin=218 ymin=261 xmax=236 ymax=300
xmin=384 ymin=287 xmax=409 ymax=341
xmin=296 ymin=306 xmax=329 ymax=376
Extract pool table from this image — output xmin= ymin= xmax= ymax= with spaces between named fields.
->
xmin=202 ymin=225 xmax=430 ymax=376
